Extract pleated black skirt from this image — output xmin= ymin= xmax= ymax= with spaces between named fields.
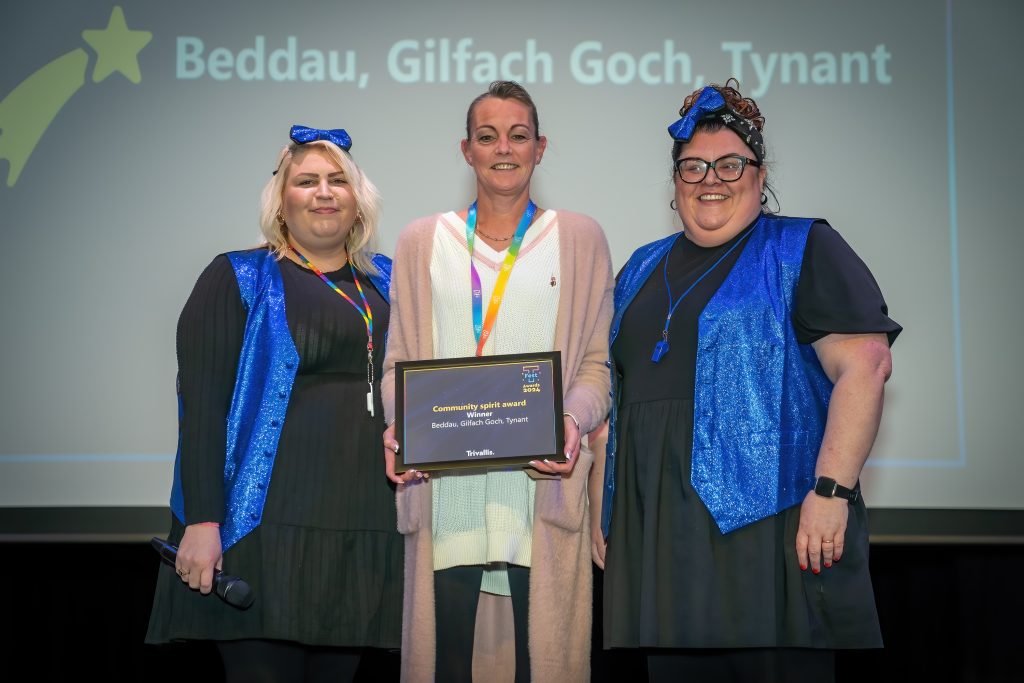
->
xmin=603 ymin=398 xmax=882 ymax=650
xmin=147 ymin=373 xmax=403 ymax=649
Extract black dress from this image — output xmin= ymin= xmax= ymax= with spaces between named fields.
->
xmin=146 ymin=254 xmax=402 ymax=648
xmin=604 ymin=220 xmax=901 ymax=651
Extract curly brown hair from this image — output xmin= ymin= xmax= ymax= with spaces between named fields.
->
xmin=671 ymin=79 xmax=778 ymax=211
xmin=671 ymin=78 xmax=764 ymax=162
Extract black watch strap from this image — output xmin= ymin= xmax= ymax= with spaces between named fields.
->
xmin=813 ymin=476 xmax=860 ymax=504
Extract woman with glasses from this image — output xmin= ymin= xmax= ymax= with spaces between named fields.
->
xmin=599 ymin=80 xmax=900 ymax=682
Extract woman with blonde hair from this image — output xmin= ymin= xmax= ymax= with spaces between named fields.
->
xmin=147 ymin=126 xmax=401 ymax=682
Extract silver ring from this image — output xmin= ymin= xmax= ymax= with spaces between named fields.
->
xmin=822 ymin=540 xmax=833 ymax=544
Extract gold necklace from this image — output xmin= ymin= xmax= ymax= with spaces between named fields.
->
xmin=473 ymin=225 xmax=513 ymax=242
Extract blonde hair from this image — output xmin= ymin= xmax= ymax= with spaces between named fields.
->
xmin=258 ymin=140 xmax=381 ymax=275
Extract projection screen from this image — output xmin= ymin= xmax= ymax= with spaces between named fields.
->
xmin=1 ymin=0 xmax=1021 ymax=538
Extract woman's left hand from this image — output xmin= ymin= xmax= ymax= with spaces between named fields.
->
xmin=529 ymin=414 xmax=582 ymax=476
xmin=795 ymin=491 xmax=848 ymax=573
xmin=796 ymin=332 xmax=892 ymax=574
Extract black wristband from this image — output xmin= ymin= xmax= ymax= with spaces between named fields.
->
xmin=813 ymin=476 xmax=860 ymax=504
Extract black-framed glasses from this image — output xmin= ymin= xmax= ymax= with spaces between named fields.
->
xmin=674 ymin=154 xmax=760 ymax=184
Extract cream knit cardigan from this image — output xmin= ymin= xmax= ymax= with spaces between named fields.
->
xmin=382 ymin=210 xmax=614 ymax=682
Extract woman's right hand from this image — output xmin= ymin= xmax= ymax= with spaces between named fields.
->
xmin=383 ymin=423 xmax=429 ymax=485
xmin=176 ymin=523 xmax=223 ymax=595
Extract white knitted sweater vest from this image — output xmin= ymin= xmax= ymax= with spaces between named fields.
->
xmin=428 ymin=209 xmax=561 ymax=595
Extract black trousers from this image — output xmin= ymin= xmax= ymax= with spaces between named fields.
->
xmin=217 ymin=639 xmax=363 ymax=683
xmin=434 ymin=565 xmax=530 ymax=683
xmin=647 ymin=647 xmax=835 ymax=683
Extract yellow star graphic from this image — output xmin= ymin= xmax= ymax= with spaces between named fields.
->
xmin=81 ymin=6 xmax=152 ymax=84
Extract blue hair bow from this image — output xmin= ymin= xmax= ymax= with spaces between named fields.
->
xmin=289 ymin=125 xmax=352 ymax=151
xmin=667 ymin=87 xmax=726 ymax=141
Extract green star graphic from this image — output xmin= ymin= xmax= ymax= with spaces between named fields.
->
xmin=81 ymin=6 xmax=152 ymax=84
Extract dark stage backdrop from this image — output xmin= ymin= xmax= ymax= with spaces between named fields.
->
xmin=2 ymin=542 xmax=1020 ymax=682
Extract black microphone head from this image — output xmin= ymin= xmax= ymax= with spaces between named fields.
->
xmin=215 ymin=573 xmax=254 ymax=609
xmin=150 ymin=537 xmax=179 ymax=568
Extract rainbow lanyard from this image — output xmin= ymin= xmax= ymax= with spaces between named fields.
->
xmin=288 ymin=246 xmax=377 ymax=416
xmin=465 ymin=199 xmax=537 ymax=356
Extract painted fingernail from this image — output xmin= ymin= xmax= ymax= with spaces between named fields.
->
xmin=824 ymin=562 xmax=832 ymax=568
xmin=812 ymin=567 xmax=821 ymax=574
xmin=800 ymin=564 xmax=807 ymax=571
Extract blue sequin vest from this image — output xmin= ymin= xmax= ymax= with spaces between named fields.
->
xmin=170 ymin=250 xmax=392 ymax=550
xmin=603 ymin=215 xmax=831 ymax=535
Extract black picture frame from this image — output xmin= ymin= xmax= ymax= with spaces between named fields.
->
xmin=394 ymin=352 xmax=564 ymax=472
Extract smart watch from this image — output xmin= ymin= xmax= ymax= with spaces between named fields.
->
xmin=813 ymin=476 xmax=860 ymax=504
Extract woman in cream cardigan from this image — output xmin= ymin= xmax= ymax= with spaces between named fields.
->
xmin=381 ymin=81 xmax=613 ymax=682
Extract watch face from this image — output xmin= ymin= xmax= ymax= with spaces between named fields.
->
xmin=814 ymin=477 xmax=838 ymax=497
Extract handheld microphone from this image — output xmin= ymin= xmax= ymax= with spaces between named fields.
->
xmin=150 ymin=536 xmax=255 ymax=609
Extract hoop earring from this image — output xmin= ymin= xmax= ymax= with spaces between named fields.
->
xmin=670 ymin=199 xmax=678 ymax=211
xmin=276 ymin=210 xmax=286 ymax=227
xmin=760 ymin=192 xmax=768 ymax=206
